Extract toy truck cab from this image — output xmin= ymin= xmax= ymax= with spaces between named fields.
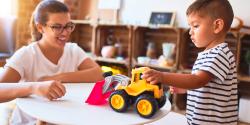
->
xmin=109 ymin=67 xmax=166 ymax=118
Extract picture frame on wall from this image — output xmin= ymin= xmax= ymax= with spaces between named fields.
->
xmin=149 ymin=12 xmax=176 ymax=27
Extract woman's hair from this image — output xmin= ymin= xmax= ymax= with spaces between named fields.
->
xmin=30 ymin=0 xmax=69 ymax=41
xmin=186 ymin=0 xmax=234 ymax=32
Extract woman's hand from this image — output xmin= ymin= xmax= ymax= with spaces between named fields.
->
xmin=31 ymin=80 xmax=66 ymax=100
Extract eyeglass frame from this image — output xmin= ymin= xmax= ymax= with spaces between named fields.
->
xmin=44 ymin=22 xmax=76 ymax=35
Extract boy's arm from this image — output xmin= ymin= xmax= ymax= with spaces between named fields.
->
xmin=162 ymin=70 xmax=213 ymax=89
xmin=143 ymin=69 xmax=214 ymax=89
xmin=39 ymin=58 xmax=104 ymax=83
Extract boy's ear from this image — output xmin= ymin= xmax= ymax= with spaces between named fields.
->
xmin=213 ymin=19 xmax=224 ymax=34
xmin=36 ymin=23 xmax=44 ymax=33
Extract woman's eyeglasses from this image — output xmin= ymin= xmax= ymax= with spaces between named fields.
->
xmin=45 ymin=22 xmax=75 ymax=35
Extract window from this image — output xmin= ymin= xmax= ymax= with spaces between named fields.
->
xmin=0 ymin=0 xmax=16 ymax=17
xmin=0 ymin=0 xmax=16 ymax=55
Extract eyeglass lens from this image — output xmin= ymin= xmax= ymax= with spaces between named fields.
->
xmin=49 ymin=23 xmax=75 ymax=34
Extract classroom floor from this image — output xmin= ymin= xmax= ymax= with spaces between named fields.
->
xmin=172 ymin=106 xmax=250 ymax=125
xmin=171 ymin=93 xmax=250 ymax=125
xmin=238 ymin=121 xmax=250 ymax=125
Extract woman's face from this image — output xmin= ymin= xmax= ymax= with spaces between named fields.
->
xmin=41 ymin=12 xmax=75 ymax=49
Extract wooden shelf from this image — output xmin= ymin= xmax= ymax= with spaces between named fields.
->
xmin=94 ymin=56 xmax=129 ymax=76
xmin=95 ymin=25 xmax=132 ymax=57
xmin=237 ymin=32 xmax=250 ymax=83
xmin=132 ymin=26 xmax=181 ymax=72
xmin=178 ymin=29 xmax=202 ymax=71
xmin=0 ymin=53 xmax=11 ymax=67
xmin=0 ymin=53 xmax=12 ymax=58
xmin=72 ymin=20 xmax=91 ymax=24
xmin=70 ymin=21 xmax=95 ymax=53
xmin=239 ymin=27 xmax=250 ymax=36
xmin=134 ymin=25 xmax=179 ymax=31
xmin=238 ymin=75 xmax=250 ymax=82
xmin=68 ymin=21 xmax=250 ymax=84
xmin=179 ymin=30 xmax=240 ymax=72
xmin=94 ymin=57 xmax=127 ymax=65
xmin=0 ymin=59 xmax=6 ymax=67
xmin=239 ymin=83 xmax=250 ymax=95
xmin=94 ymin=25 xmax=133 ymax=75
xmin=96 ymin=23 xmax=131 ymax=27
xmin=134 ymin=63 xmax=175 ymax=71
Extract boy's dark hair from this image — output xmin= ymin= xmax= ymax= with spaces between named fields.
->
xmin=186 ymin=0 xmax=234 ymax=32
xmin=30 ymin=0 xmax=69 ymax=41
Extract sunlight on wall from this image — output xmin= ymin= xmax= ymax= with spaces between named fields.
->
xmin=0 ymin=0 xmax=15 ymax=17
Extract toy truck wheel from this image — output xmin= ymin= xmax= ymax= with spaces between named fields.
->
xmin=109 ymin=90 xmax=130 ymax=112
xmin=158 ymin=94 xmax=166 ymax=108
xmin=135 ymin=94 xmax=158 ymax=118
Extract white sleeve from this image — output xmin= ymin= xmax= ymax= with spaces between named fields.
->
xmin=72 ymin=43 xmax=89 ymax=67
xmin=4 ymin=47 xmax=31 ymax=79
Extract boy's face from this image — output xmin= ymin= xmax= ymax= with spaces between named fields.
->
xmin=187 ymin=13 xmax=217 ymax=49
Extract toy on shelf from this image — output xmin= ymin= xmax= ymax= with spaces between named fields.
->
xmin=231 ymin=16 xmax=243 ymax=31
xmin=109 ymin=67 xmax=166 ymax=118
xmin=101 ymin=34 xmax=116 ymax=58
xmin=158 ymin=42 xmax=176 ymax=67
xmin=101 ymin=66 xmax=126 ymax=75
xmin=146 ymin=42 xmax=157 ymax=59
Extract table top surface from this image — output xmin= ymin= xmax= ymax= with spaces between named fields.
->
xmin=16 ymin=83 xmax=171 ymax=125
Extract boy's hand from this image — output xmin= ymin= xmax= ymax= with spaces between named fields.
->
xmin=169 ymin=86 xmax=187 ymax=94
xmin=31 ymin=80 xmax=66 ymax=101
xmin=142 ymin=69 xmax=164 ymax=84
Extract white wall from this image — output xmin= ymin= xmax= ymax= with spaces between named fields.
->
xmin=120 ymin=0 xmax=250 ymax=28
xmin=228 ymin=0 xmax=250 ymax=26
xmin=0 ymin=16 xmax=15 ymax=54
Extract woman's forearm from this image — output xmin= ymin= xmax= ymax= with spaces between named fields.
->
xmin=51 ymin=66 xmax=104 ymax=83
xmin=0 ymin=83 xmax=33 ymax=103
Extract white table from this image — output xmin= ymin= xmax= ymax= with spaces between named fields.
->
xmin=16 ymin=83 xmax=171 ymax=125
xmin=147 ymin=112 xmax=187 ymax=125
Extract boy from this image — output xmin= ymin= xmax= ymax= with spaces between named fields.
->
xmin=142 ymin=0 xmax=238 ymax=124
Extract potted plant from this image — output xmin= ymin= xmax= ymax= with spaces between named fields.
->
xmin=245 ymin=50 xmax=250 ymax=75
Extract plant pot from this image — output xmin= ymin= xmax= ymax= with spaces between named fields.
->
xmin=101 ymin=46 xmax=116 ymax=58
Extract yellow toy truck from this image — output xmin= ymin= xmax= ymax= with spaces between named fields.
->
xmin=109 ymin=67 xmax=166 ymax=118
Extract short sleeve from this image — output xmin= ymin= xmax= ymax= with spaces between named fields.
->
xmin=4 ymin=47 xmax=31 ymax=78
xmin=199 ymin=52 xmax=230 ymax=82
xmin=71 ymin=43 xmax=88 ymax=67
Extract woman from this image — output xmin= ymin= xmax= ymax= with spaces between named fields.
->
xmin=0 ymin=0 xmax=103 ymax=124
